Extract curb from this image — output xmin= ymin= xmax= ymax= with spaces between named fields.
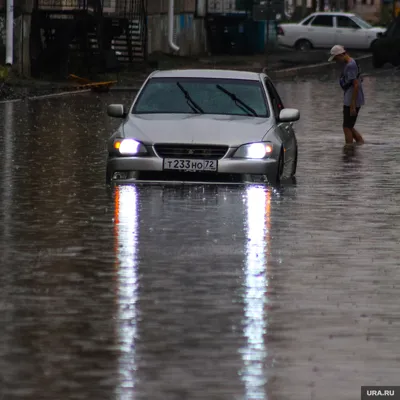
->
xmin=0 ymin=98 xmax=22 ymax=104
xmin=109 ymin=85 xmax=141 ymax=91
xmin=27 ymin=89 xmax=91 ymax=100
xmin=0 ymin=53 xmax=375 ymax=101
xmin=108 ymin=54 xmax=373 ymax=90
xmin=271 ymin=54 xmax=372 ymax=79
xmin=0 ymin=88 xmax=92 ymax=103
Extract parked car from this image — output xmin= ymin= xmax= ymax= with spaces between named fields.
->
xmin=105 ymin=69 xmax=300 ymax=185
xmin=371 ymin=16 xmax=400 ymax=68
xmin=277 ymin=12 xmax=386 ymax=50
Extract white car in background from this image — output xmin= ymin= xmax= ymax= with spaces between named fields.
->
xmin=277 ymin=12 xmax=386 ymax=51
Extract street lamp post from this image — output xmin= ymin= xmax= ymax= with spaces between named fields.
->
xmin=5 ymin=0 xmax=14 ymax=65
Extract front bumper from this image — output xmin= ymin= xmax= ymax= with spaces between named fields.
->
xmin=107 ymin=155 xmax=278 ymax=184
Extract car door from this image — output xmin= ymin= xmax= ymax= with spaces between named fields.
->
xmin=264 ymin=78 xmax=295 ymax=157
xmin=285 ymin=14 xmax=315 ymax=47
xmin=335 ymin=15 xmax=368 ymax=49
xmin=308 ymin=14 xmax=335 ymax=47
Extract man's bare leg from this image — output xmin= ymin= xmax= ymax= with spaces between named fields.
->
xmin=343 ymin=127 xmax=355 ymax=154
xmin=351 ymin=128 xmax=364 ymax=144
xmin=343 ymin=127 xmax=354 ymax=144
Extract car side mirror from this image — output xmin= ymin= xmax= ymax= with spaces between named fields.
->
xmin=279 ymin=108 xmax=300 ymax=123
xmin=107 ymin=104 xmax=126 ymax=118
xmin=377 ymin=32 xmax=383 ymax=37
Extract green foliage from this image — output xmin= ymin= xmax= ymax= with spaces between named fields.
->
xmin=0 ymin=65 xmax=9 ymax=81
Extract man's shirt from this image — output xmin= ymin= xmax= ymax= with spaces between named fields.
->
xmin=342 ymin=59 xmax=365 ymax=107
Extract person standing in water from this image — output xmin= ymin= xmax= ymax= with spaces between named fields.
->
xmin=328 ymin=45 xmax=365 ymax=147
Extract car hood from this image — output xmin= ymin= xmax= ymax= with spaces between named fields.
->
xmin=123 ymin=114 xmax=274 ymax=147
xmin=369 ymin=26 xmax=386 ymax=32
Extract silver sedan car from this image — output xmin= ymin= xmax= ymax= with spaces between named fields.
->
xmin=106 ymin=69 xmax=300 ymax=185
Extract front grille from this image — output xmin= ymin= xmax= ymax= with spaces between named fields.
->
xmin=154 ymin=144 xmax=228 ymax=160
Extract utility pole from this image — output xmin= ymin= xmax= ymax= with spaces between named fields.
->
xmin=168 ymin=0 xmax=179 ymax=52
xmin=5 ymin=0 xmax=14 ymax=65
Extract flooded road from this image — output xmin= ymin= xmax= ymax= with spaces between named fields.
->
xmin=1 ymin=70 xmax=400 ymax=400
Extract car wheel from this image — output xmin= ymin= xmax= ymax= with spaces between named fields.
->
xmin=372 ymin=53 xmax=384 ymax=68
xmin=295 ymin=39 xmax=312 ymax=51
xmin=267 ymin=148 xmax=284 ymax=185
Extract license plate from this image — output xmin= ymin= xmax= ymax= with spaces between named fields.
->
xmin=163 ymin=159 xmax=218 ymax=172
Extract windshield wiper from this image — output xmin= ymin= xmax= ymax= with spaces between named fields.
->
xmin=176 ymin=82 xmax=204 ymax=114
xmin=216 ymin=84 xmax=258 ymax=116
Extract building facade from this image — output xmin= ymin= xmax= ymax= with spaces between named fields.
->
xmin=286 ymin=0 xmax=384 ymax=22
xmin=146 ymin=0 xmax=207 ymax=56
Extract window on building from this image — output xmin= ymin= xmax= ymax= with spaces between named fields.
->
xmin=311 ymin=15 xmax=334 ymax=27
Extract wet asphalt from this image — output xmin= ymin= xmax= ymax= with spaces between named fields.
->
xmin=1 ymin=67 xmax=400 ymax=400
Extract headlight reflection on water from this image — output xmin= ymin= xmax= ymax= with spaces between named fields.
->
xmin=114 ymin=185 xmax=139 ymax=400
xmin=241 ymin=186 xmax=271 ymax=400
xmin=112 ymin=184 xmax=272 ymax=399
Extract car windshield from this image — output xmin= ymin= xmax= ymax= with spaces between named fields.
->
xmin=132 ymin=77 xmax=269 ymax=117
xmin=351 ymin=15 xmax=373 ymax=29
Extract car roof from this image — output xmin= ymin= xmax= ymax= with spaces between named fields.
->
xmin=150 ymin=69 xmax=262 ymax=81
xmin=307 ymin=11 xmax=355 ymax=16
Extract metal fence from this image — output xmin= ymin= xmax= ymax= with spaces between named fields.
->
xmin=34 ymin=0 xmax=146 ymax=19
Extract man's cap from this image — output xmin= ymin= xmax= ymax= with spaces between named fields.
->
xmin=328 ymin=45 xmax=346 ymax=62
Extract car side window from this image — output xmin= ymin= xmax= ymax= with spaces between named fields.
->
xmin=301 ymin=15 xmax=315 ymax=25
xmin=264 ymin=79 xmax=284 ymax=119
xmin=311 ymin=15 xmax=333 ymax=27
xmin=337 ymin=16 xmax=360 ymax=29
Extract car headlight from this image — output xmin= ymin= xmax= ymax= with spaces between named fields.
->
xmin=113 ymin=139 xmax=147 ymax=156
xmin=233 ymin=142 xmax=273 ymax=159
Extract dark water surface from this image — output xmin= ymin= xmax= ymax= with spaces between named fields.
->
xmin=1 ymin=70 xmax=400 ymax=400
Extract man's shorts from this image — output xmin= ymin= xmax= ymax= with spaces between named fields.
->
xmin=343 ymin=105 xmax=360 ymax=129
